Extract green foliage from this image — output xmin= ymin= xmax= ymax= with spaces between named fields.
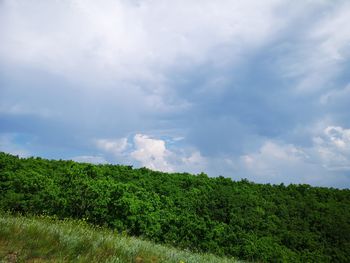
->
xmin=1 ymin=152 xmax=350 ymax=262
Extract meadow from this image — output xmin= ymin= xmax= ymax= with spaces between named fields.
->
xmin=0 ymin=213 xmax=238 ymax=263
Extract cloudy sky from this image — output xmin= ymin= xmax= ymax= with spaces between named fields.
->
xmin=1 ymin=0 xmax=350 ymax=188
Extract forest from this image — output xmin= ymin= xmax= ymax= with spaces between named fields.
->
xmin=0 ymin=152 xmax=349 ymax=262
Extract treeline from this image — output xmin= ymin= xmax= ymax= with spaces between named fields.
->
xmin=0 ymin=152 xmax=349 ymax=262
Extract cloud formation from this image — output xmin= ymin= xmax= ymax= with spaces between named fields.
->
xmin=94 ymin=134 xmax=206 ymax=173
xmin=130 ymin=134 xmax=171 ymax=171
xmin=72 ymin=155 xmax=108 ymax=164
xmin=0 ymin=0 xmax=283 ymax=79
xmin=96 ymin=138 xmax=129 ymax=156
xmin=1 ymin=0 xmax=350 ymax=188
xmin=236 ymin=125 xmax=350 ymax=186
xmin=314 ymin=126 xmax=350 ymax=171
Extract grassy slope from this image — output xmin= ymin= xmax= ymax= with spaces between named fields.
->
xmin=0 ymin=213 xmax=239 ymax=263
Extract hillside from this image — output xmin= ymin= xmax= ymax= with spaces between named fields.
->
xmin=0 ymin=152 xmax=349 ymax=262
xmin=0 ymin=213 xmax=238 ymax=263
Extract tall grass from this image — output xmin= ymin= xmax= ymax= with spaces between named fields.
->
xmin=0 ymin=213 xmax=239 ymax=263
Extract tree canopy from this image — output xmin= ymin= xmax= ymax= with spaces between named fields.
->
xmin=1 ymin=152 xmax=349 ymax=262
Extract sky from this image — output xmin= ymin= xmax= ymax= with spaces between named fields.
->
xmin=1 ymin=0 xmax=350 ymax=188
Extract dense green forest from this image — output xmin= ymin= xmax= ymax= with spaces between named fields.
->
xmin=0 ymin=152 xmax=349 ymax=262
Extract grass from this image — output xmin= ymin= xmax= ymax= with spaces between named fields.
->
xmin=0 ymin=213 xmax=240 ymax=263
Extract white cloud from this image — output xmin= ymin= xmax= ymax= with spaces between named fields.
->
xmin=234 ymin=125 xmax=350 ymax=186
xmin=130 ymin=134 xmax=172 ymax=171
xmin=311 ymin=3 xmax=350 ymax=62
xmin=96 ymin=137 xmax=129 ymax=156
xmin=0 ymin=0 xmax=293 ymax=120
xmin=181 ymin=151 xmax=206 ymax=168
xmin=71 ymin=155 xmax=108 ymax=164
xmin=313 ymin=126 xmax=350 ymax=171
xmin=240 ymin=141 xmax=310 ymax=179
xmin=0 ymin=0 xmax=285 ymax=85
xmin=95 ymin=134 xmax=206 ymax=173
xmin=278 ymin=2 xmax=350 ymax=94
